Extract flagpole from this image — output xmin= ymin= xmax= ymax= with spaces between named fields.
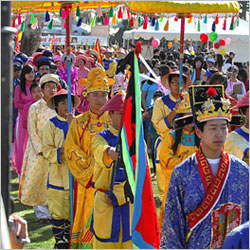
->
xmin=179 ymin=15 xmax=185 ymax=93
xmin=64 ymin=3 xmax=74 ymax=229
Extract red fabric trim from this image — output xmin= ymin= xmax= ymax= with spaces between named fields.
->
xmin=186 ymin=148 xmax=230 ymax=229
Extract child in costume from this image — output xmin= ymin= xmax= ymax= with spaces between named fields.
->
xmin=64 ymin=68 xmax=113 ymax=248
xmin=41 ymin=89 xmax=80 ymax=249
xmin=158 ymin=91 xmax=199 ymax=230
xmin=91 ymin=92 xmax=133 ymax=249
xmin=225 ymin=92 xmax=249 ymax=165
xmin=19 ymin=74 xmax=59 ymax=221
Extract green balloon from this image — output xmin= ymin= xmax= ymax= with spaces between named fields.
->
xmin=209 ymin=32 xmax=218 ymax=42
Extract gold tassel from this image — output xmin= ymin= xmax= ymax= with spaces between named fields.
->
xmin=111 ymin=14 xmax=117 ymax=25
xmin=164 ymin=19 xmax=169 ymax=31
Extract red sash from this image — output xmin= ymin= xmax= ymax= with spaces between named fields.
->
xmin=186 ymin=147 xmax=230 ymax=230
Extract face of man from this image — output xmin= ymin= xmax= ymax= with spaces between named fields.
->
xmin=195 ymin=119 xmax=228 ymax=158
xmin=56 ymin=98 xmax=70 ymax=118
xmin=86 ymin=91 xmax=108 ymax=114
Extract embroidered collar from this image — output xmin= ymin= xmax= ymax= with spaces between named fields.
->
xmin=109 ymin=125 xmax=119 ymax=136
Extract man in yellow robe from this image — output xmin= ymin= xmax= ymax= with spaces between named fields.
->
xmin=91 ymin=92 xmax=133 ymax=249
xmin=64 ymin=68 xmax=113 ymax=249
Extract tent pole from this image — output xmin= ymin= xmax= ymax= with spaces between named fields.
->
xmin=179 ymin=15 xmax=185 ymax=92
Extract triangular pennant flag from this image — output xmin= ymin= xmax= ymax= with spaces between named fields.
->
xmin=97 ymin=5 xmax=102 ymax=17
xmin=197 ymin=19 xmax=201 ymax=32
xmin=127 ymin=8 xmax=130 ymax=20
xmin=48 ymin=19 xmax=53 ymax=29
xmin=215 ymin=14 xmax=219 ymax=24
xmin=155 ymin=19 xmax=159 ymax=30
xmin=45 ymin=11 xmax=50 ymax=22
xmin=77 ymin=17 xmax=83 ymax=27
xmin=164 ymin=19 xmax=169 ymax=31
xmin=18 ymin=13 xmax=22 ymax=25
xmin=59 ymin=7 xmax=62 ymax=17
xmin=91 ymin=15 xmax=96 ymax=27
xmin=204 ymin=15 xmax=208 ymax=24
xmin=21 ymin=21 xmax=25 ymax=32
xmin=212 ymin=21 xmax=216 ymax=32
xmin=109 ymin=6 xmax=114 ymax=18
xmin=111 ymin=14 xmax=117 ymax=25
xmin=30 ymin=13 xmax=35 ymax=24
xmin=118 ymin=7 xmax=123 ymax=19
xmin=76 ymin=5 xmax=80 ymax=17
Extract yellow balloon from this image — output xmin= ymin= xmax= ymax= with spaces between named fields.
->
xmin=219 ymin=48 xmax=227 ymax=56
xmin=168 ymin=42 xmax=173 ymax=48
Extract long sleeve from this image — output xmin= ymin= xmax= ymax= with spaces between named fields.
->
xmin=14 ymin=85 xmax=26 ymax=110
xmin=64 ymin=117 xmax=92 ymax=187
xmin=27 ymin=104 xmax=42 ymax=154
xmin=22 ymin=101 xmax=34 ymax=129
xmin=151 ymin=98 xmax=171 ymax=138
xmin=160 ymin=169 xmax=187 ymax=249
xmin=42 ymin=121 xmax=62 ymax=164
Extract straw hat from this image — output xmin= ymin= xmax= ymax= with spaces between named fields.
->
xmin=76 ymin=54 xmax=88 ymax=64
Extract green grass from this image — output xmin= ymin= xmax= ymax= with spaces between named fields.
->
xmin=10 ymin=159 xmax=161 ymax=249
xmin=10 ymin=171 xmax=54 ymax=249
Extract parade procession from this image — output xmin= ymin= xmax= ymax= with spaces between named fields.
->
xmin=1 ymin=1 xmax=249 ymax=249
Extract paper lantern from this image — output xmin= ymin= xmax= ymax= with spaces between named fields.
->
xmin=215 ymin=15 xmax=219 ymax=24
xmin=209 ymin=32 xmax=218 ymax=42
xmin=168 ymin=42 xmax=173 ymax=48
xmin=200 ymin=33 xmax=208 ymax=43
xmin=214 ymin=42 xmax=220 ymax=49
xmin=152 ymin=39 xmax=159 ymax=48
xmin=225 ymin=37 xmax=231 ymax=45
xmin=220 ymin=39 xmax=226 ymax=46
xmin=143 ymin=16 xmax=148 ymax=30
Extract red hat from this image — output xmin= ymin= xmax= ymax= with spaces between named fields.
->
xmin=235 ymin=92 xmax=249 ymax=108
xmin=33 ymin=52 xmax=43 ymax=66
xmin=105 ymin=48 xmax=113 ymax=53
xmin=87 ymin=56 xmax=95 ymax=65
xmin=46 ymin=89 xmax=81 ymax=109
xmin=101 ymin=91 xmax=125 ymax=112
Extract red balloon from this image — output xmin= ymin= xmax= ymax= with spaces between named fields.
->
xmin=200 ymin=33 xmax=208 ymax=43
xmin=214 ymin=42 xmax=220 ymax=49
xmin=220 ymin=39 xmax=226 ymax=46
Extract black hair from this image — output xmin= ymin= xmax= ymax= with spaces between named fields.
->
xmin=238 ymin=68 xmax=248 ymax=83
xmin=193 ymin=56 xmax=204 ymax=69
xmin=29 ymin=82 xmax=40 ymax=93
xmin=159 ymin=51 xmax=166 ymax=61
xmin=239 ymin=106 xmax=248 ymax=116
xmin=172 ymin=114 xmax=200 ymax=154
xmin=169 ymin=74 xmax=186 ymax=84
xmin=54 ymin=95 xmax=74 ymax=114
xmin=37 ymin=60 xmax=51 ymax=70
xmin=196 ymin=120 xmax=229 ymax=132
xmin=215 ymin=53 xmax=224 ymax=69
xmin=20 ymin=64 xmax=35 ymax=95
xmin=209 ymin=72 xmax=228 ymax=89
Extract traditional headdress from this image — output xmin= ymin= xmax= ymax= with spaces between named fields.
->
xmin=189 ymin=85 xmax=232 ymax=125
xmin=79 ymin=67 xmax=114 ymax=96
xmin=40 ymin=73 xmax=59 ymax=88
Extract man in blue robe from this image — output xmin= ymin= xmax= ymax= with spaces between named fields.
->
xmin=160 ymin=85 xmax=249 ymax=249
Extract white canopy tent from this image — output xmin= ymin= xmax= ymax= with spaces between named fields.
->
xmin=123 ymin=17 xmax=249 ymax=62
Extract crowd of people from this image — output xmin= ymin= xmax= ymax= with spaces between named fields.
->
xmin=9 ymin=42 xmax=249 ymax=249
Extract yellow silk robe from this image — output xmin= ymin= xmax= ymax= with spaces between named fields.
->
xmin=151 ymin=94 xmax=178 ymax=201
xmin=91 ymin=126 xmax=133 ymax=249
xmin=159 ymin=129 xmax=197 ymax=230
xmin=19 ymin=98 xmax=56 ymax=206
xmin=64 ymin=110 xmax=110 ymax=249
xmin=225 ymin=126 xmax=249 ymax=165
